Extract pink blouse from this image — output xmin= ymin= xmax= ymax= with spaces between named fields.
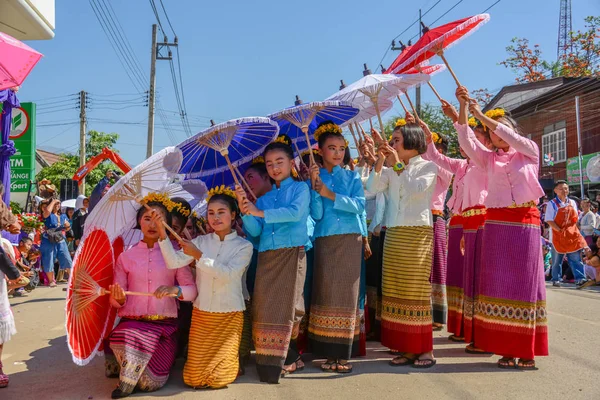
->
xmin=423 ymin=145 xmax=453 ymax=212
xmin=456 ymin=122 xmax=544 ymax=209
xmin=425 ymin=142 xmax=468 ymax=214
xmin=111 ymin=241 xmax=198 ymax=318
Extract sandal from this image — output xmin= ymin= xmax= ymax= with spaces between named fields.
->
xmin=432 ymin=323 xmax=444 ymax=332
xmin=49 ymin=282 xmax=57 ymax=288
xmin=320 ymin=360 xmax=337 ymax=372
xmin=465 ymin=344 xmax=493 ymax=355
xmin=517 ymin=359 xmax=538 ymax=371
xmin=281 ymin=359 xmax=305 ymax=376
xmin=389 ymin=355 xmax=416 ymax=367
xmin=412 ymin=358 xmax=437 ymax=369
xmin=448 ymin=335 xmax=464 ymax=343
xmin=335 ymin=360 xmax=353 ymax=374
xmin=497 ymin=357 xmax=516 ymax=369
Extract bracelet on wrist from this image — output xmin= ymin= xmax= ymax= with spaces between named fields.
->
xmin=393 ymin=161 xmax=406 ymax=172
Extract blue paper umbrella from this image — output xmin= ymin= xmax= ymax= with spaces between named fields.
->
xmin=177 ymin=117 xmax=279 ymax=194
xmin=268 ymin=99 xmax=359 ymax=163
xmin=185 ymin=159 xmax=251 ymax=190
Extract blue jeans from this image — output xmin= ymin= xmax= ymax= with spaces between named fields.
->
xmin=551 ymin=245 xmax=586 ymax=282
xmin=41 ymin=237 xmax=73 ymax=273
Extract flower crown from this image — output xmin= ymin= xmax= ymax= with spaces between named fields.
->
xmin=485 ymin=108 xmax=506 ymax=119
xmin=468 ymin=117 xmax=478 ymax=128
xmin=301 ymin=149 xmax=319 ymax=157
xmin=395 ymin=118 xmax=407 ymax=127
xmin=252 ymin=156 xmax=265 ymax=164
xmin=273 ymin=135 xmax=291 ymax=145
xmin=313 ymin=123 xmax=342 ymax=142
xmin=431 ymin=132 xmax=442 ymax=144
xmin=142 ymin=192 xmax=191 ymax=217
xmin=206 ymin=185 xmax=237 ymax=202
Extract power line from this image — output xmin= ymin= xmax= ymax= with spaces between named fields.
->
xmin=148 ymin=0 xmax=165 ymax=33
xmin=158 ymin=0 xmax=176 ymax=35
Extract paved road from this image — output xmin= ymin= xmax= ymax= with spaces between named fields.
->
xmin=2 ymin=283 xmax=599 ymax=400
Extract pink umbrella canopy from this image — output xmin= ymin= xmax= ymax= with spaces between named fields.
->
xmin=0 ymin=32 xmax=43 ymax=91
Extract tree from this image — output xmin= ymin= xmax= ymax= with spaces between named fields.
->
xmin=36 ymin=130 xmax=121 ymax=197
xmin=499 ymin=37 xmax=547 ymax=83
xmin=472 ymin=88 xmax=494 ymax=105
xmin=561 ymin=16 xmax=600 ymax=77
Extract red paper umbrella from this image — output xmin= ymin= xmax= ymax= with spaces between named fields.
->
xmin=66 ymin=229 xmax=115 ymax=365
xmin=96 ymin=236 xmax=125 ymax=353
xmin=383 ymin=43 xmax=416 ymax=74
xmin=395 ymin=14 xmax=490 ymax=87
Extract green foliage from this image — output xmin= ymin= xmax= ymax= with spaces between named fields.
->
xmin=10 ymin=201 xmax=22 ymax=214
xmin=36 ymin=130 xmax=120 ymax=197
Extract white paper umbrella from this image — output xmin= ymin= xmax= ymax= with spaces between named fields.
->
xmin=84 ymin=147 xmax=183 ymax=241
xmin=343 ymin=98 xmax=393 ymax=149
xmin=327 ymin=71 xmax=429 ymax=133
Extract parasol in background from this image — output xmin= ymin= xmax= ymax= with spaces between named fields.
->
xmin=269 ymin=97 xmax=358 ymax=164
xmin=393 ymin=14 xmax=491 ymax=87
xmin=327 ymin=64 xmax=429 ymax=136
xmin=177 ymin=117 xmax=279 ymax=198
xmin=84 ymin=147 xmax=183 ymax=241
xmin=0 ymin=32 xmax=43 ymax=90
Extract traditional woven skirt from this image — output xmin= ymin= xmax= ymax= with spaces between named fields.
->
xmin=474 ymin=206 xmax=548 ymax=359
xmin=462 ymin=206 xmax=486 ymax=344
xmin=253 ymin=247 xmax=306 ymax=383
xmin=446 ymin=215 xmax=465 ymax=337
xmin=183 ymin=308 xmax=243 ymax=389
xmin=381 ymin=226 xmax=433 ymax=354
xmin=297 ymin=247 xmax=315 ymax=354
xmin=366 ymin=233 xmax=384 ymax=340
xmin=108 ymin=318 xmax=178 ymax=395
xmin=239 ymin=299 xmax=253 ymax=363
xmin=430 ymin=213 xmax=448 ymax=325
xmin=309 ymin=234 xmax=362 ymax=360
xmin=353 ymin=249 xmax=367 ymax=357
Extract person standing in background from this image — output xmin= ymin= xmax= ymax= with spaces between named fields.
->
xmin=579 ymin=199 xmax=597 ymax=246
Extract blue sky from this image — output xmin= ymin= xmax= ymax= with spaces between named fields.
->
xmin=18 ymin=0 xmax=600 ymax=166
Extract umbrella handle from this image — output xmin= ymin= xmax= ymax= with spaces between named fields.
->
xmin=347 ymin=124 xmax=361 ymax=155
xmin=301 ymin=126 xmax=316 ymax=165
xmin=355 ymin=123 xmax=367 ymax=141
xmin=100 ymin=288 xmax=178 ymax=298
xmin=372 ymin=99 xmax=386 ymax=136
xmin=396 ymin=95 xmax=409 ymax=114
xmin=123 ymin=183 xmax=184 ymax=243
xmin=427 ymin=81 xmax=443 ymax=103
xmin=403 ymin=92 xmax=421 ymax=122
xmin=368 ymin=118 xmax=374 ymax=131
xmin=437 ymin=50 xmax=461 ymax=88
xmin=292 ymin=141 xmax=307 ymax=169
xmin=233 ymin=164 xmax=257 ymax=201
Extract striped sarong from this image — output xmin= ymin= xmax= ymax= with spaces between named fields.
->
xmin=462 ymin=206 xmax=486 ymax=344
xmin=446 ymin=215 xmax=465 ymax=337
xmin=108 ymin=318 xmax=178 ymax=395
xmin=309 ymin=234 xmax=362 ymax=360
xmin=183 ymin=308 xmax=243 ymax=389
xmin=381 ymin=226 xmax=433 ymax=354
xmin=430 ymin=214 xmax=448 ymax=324
xmin=474 ymin=206 xmax=548 ymax=359
xmin=253 ymin=247 xmax=306 ymax=384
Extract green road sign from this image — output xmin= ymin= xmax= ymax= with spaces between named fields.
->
xmin=9 ymin=102 xmax=36 ymax=192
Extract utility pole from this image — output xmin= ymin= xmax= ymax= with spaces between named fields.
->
xmin=79 ymin=90 xmax=87 ymax=194
xmin=147 ymin=24 xmax=158 ymax=158
xmin=415 ymin=8 xmax=422 ymax=115
xmin=575 ymin=96 xmax=585 ymax=197
xmin=147 ymin=24 xmax=177 ymax=158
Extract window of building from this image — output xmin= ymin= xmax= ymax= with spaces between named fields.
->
xmin=542 ymin=121 xmax=567 ymax=164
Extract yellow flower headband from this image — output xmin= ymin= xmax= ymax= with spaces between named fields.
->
xmin=301 ymin=149 xmax=319 ymax=157
xmin=273 ymin=135 xmax=291 ymax=145
xmin=252 ymin=156 xmax=265 ymax=164
xmin=395 ymin=118 xmax=407 ymax=127
xmin=468 ymin=117 xmax=478 ymax=128
xmin=206 ymin=185 xmax=237 ymax=202
xmin=431 ymin=132 xmax=442 ymax=144
xmin=485 ymin=108 xmax=506 ymax=119
xmin=142 ymin=192 xmax=190 ymax=217
xmin=313 ymin=123 xmax=342 ymax=142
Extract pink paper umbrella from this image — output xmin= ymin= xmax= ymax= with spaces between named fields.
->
xmin=0 ymin=32 xmax=43 ymax=91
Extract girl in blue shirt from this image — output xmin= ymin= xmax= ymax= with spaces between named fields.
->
xmin=237 ymin=137 xmax=310 ymax=384
xmin=308 ymin=121 xmax=366 ymax=374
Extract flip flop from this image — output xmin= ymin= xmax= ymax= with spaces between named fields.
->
xmin=517 ymin=359 xmax=538 ymax=371
xmin=320 ymin=360 xmax=337 ymax=372
xmin=497 ymin=357 xmax=516 ymax=369
xmin=412 ymin=358 xmax=437 ymax=369
xmin=389 ymin=356 xmax=416 ymax=367
xmin=335 ymin=362 xmax=353 ymax=374
xmin=432 ymin=324 xmax=444 ymax=331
